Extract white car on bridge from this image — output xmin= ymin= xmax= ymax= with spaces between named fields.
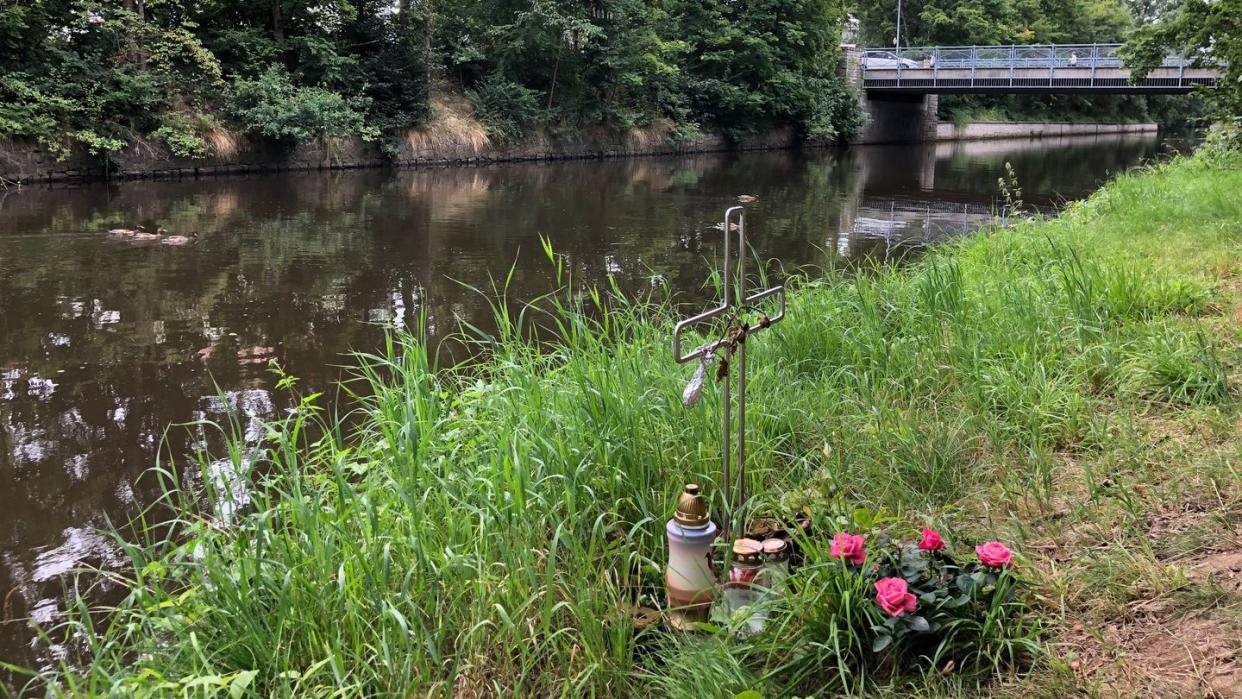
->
xmin=863 ymin=50 xmax=920 ymax=69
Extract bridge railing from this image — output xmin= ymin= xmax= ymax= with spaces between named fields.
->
xmin=861 ymin=43 xmax=1213 ymax=92
xmin=862 ymin=43 xmax=1196 ymax=71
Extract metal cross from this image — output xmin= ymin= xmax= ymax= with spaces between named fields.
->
xmin=673 ymin=205 xmax=785 ymax=531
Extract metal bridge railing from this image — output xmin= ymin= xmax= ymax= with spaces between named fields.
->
xmin=863 ymin=44 xmax=1195 ymax=70
xmin=860 ymin=43 xmax=1214 ymax=91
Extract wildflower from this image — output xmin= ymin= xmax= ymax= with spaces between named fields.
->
xmin=829 ymin=532 xmax=866 ymax=565
xmin=917 ymin=528 xmax=945 ymax=551
xmin=975 ymin=541 xmax=1014 ymax=568
xmin=875 ymin=577 xmax=917 ymax=617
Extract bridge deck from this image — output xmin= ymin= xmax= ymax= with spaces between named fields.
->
xmin=860 ymin=44 xmax=1220 ymax=94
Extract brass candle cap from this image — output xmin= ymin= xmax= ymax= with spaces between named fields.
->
xmin=674 ymin=484 xmax=711 ymax=528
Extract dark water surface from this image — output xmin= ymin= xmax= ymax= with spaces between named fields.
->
xmin=0 ymin=133 xmax=1179 ymax=670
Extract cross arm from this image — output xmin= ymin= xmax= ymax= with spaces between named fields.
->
xmin=671 ymin=284 xmax=786 ymax=364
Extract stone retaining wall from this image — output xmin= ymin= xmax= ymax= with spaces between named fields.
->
xmin=935 ymin=121 xmax=1159 ymax=141
xmin=0 ymin=126 xmax=801 ymax=184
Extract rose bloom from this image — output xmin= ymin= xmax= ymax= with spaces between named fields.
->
xmin=976 ymin=541 xmax=1014 ymax=568
xmin=917 ymin=528 xmax=945 ymax=551
xmin=875 ymin=577 xmax=917 ymax=617
xmin=829 ymin=532 xmax=866 ymax=566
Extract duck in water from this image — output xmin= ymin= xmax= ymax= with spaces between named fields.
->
xmin=160 ymin=232 xmax=198 ymax=246
xmin=107 ymin=225 xmax=147 ymax=239
xmin=130 ymin=227 xmax=164 ymax=242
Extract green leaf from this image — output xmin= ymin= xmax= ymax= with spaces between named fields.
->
xmin=852 ymin=508 xmax=875 ymax=529
xmin=872 ymin=634 xmax=892 ymax=652
xmin=733 ymin=691 xmax=764 ymax=699
xmin=229 ymin=670 xmax=258 ymax=699
xmin=908 ymin=615 xmax=931 ymax=633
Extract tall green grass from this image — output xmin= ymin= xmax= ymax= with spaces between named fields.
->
xmin=19 ymin=154 xmax=1241 ymax=696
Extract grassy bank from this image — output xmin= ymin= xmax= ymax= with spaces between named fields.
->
xmin=17 ymin=153 xmax=1242 ymax=696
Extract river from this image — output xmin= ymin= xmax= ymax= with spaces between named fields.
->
xmin=0 ymin=132 xmax=1183 ymax=671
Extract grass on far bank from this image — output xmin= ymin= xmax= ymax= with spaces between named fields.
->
xmin=13 ymin=153 xmax=1242 ymax=697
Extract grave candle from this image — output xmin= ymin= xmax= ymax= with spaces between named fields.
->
xmin=665 ymin=484 xmax=718 ymax=629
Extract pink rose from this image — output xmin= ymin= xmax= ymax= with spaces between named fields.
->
xmin=830 ymin=532 xmax=866 ymax=566
xmin=976 ymin=541 xmax=1014 ymax=568
xmin=875 ymin=577 xmax=918 ymax=617
xmin=918 ymin=528 xmax=945 ymax=551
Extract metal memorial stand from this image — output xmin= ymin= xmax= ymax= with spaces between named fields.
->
xmin=673 ymin=206 xmax=785 ymax=532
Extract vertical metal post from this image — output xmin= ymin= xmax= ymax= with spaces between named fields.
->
xmin=895 ymin=0 xmax=902 ymax=55
xmin=720 ymin=210 xmax=732 ymax=527
xmin=1091 ymin=43 xmax=1097 ymax=87
xmin=971 ymin=46 xmax=977 ymax=87
xmin=1009 ymin=45 xmax=1015 ymax=88
xmin=895 ymin=0 xmax=903 ymax=87
xmin=734 ymin=213 xmax=747 ymax=516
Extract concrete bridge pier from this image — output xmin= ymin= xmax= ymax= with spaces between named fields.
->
xmin=841 ymin=48 xmax=940 ymax=145
xmin=859 ymin=91 xmax=940 ymax=144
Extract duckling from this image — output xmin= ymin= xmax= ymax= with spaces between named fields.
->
xmin=107 ymin=225 xmax=146 ymax=239
xmin=129 ymin=226 xmax=164 ymax=242
xmin=160 ymin=232 xmax=198 ymax=246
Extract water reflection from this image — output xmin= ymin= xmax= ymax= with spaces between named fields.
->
xmin=0 ymin=132 xmax=1170 ymax=670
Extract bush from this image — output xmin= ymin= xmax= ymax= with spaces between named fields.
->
xmin=465 ymin=73 xmax=543 ymax=143
xmin=228 ymin=66 xmax=377 ymax=142
xmin=153 ymin=125 xmax=209 ymax=158
xmin=802 ymin=79 xmax=864 ymax=143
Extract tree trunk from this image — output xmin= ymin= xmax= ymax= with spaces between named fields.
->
xmin=424 ymin=0 xmax=434 ymax=91
xmin=547 ymin=53 xmax=560 ymax=111
xmin=272 ymin=1 xmax=287 ymax=52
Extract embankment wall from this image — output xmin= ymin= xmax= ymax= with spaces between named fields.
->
xmin=0 ymin=126 xmax=801 ymax=184
xmin=935 ymin=121 xmax=1159 ymax=141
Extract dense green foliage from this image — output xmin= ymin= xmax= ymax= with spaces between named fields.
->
xmin=17 ymin=152 xmax=1241 ymax=695
xmin=0 ymin=0 xmax=860 ymax=159
xmin=1121 ymin=0 xmax=1242 ymax=127
xmin=853 ymin=0 xmax=1135 ymax=46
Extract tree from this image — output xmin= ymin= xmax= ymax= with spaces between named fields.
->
xmin=1121 ymin=0 xmax=1242 ymax=121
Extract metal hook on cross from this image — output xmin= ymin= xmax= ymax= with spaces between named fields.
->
xmin=673 ymin=205 xmax=786 ymax=533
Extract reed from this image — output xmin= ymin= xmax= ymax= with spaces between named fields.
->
xmin=16 ymin=152 xmax=1241 ymax=697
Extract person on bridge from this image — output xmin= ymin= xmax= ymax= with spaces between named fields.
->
xmin=1069 ymin=50 xmax=1078 ymax=67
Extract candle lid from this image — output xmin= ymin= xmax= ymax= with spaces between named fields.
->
xmin=761 ymin=538 xmax=789 ymax=560
xmin=674 ymin=483 xmax=711 ymax=528
xmin=731 ymin=538 xmax=763 ymax=566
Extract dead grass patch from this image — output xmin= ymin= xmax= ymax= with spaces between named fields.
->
xmin=206 ymin=128 xmax=240 ymax=159
xmin=1191 ymin=550 xmax=1242 ymax=595
xmin=1064 ymin=610 xmax=1242 ymax=698
xmin=405 ymin=91 xmax=491 ymax=154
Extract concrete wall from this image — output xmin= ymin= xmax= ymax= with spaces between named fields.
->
xmin=0 ymin=126 xmax=801 ymax=184
xmin=935 ymin=121 xmax=1158 ymax=141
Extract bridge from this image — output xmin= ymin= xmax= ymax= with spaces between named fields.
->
xmin=842 ymin=42 xmax=1219 ymax=144
xmin=861 ymin=44 xmax=1219 ymax=94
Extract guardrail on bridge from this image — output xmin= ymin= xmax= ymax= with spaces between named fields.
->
xmin=861 ymin=43 xmax=1216 ymax=92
